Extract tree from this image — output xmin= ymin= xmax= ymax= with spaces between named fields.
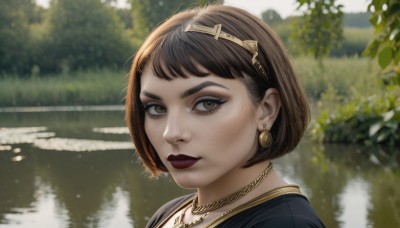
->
xmin=130 ymin=0 xmax=223 ymax=40
xmin=363 ymin=0 xmax=400 ymax=85
xmin=44 ymin=0 xmax=134 ymax=73
xmin=19 ymin=0 xmax=46 ymax=24
xmin=293 ymin=0 xmax=344 ymax=59
xmin=115 ymin=8 xmax=133 ymax=29
xmin=343 ymin=12 xmax=372 ymax=28
xmin=261 ymin=9 xmax=283 ymax=26
xmin=0 ymin=0 xmax=31 ymax=74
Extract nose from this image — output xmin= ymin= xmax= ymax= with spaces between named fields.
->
xmin=163 ymin=113 xmax=191 ymax=145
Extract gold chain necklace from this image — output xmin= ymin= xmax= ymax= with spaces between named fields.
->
xmin=173 ymin=204 xmax=209 ymax=228
xmin=191 ymin=163 xmax=273 ymax=214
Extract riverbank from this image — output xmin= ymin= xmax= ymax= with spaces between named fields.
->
xmin=0 ymin=69 xmax=128 ymax=107
xmin=0 ymin=105 xmax=124 ymax=113
xmin=0 ymin=57 xmax=381 ymax=107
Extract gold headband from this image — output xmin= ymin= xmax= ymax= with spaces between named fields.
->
xmin=185 ymin=24 xmax=267 ymax=77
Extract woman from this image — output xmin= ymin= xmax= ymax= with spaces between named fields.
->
xmin=126 ymin=5 xmax=325 ymax=228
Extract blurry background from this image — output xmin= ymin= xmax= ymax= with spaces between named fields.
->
xmin=0 ymin=0 xmax=399 ymax=227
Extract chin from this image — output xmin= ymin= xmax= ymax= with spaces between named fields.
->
xmin=176 ymin=182 xmax=198 ymax=189
xmin=172 ymin=175 xmax=209 ymax=189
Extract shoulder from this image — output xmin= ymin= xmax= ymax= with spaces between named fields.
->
xmin=145 ymin=193 xmax=195 ymax=228
xmin=252 ymin=194 xmax=326 ymax=228
xmin=219 ymin=194 xmax=325 ymax=228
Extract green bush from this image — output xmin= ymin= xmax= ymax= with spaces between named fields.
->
xmin=312 ymin=85 xmax=400 ymax=146
xmin=292 ymin=57 xmax=399 ymax=147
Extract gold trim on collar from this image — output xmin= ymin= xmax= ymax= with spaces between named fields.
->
xmin=184 ymin=24 xmax=267 ymax=77
xmin=205 ymin=185 xmax=302 ymax=227
xmin=154 ymin=185 xmax=302 ymax=228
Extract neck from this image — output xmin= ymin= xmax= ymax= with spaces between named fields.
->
xmin=196 ymin=161 xmax=280 ymax=206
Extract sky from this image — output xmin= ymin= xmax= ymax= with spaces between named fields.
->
xmin=224 ymin=0 xmax=369 ymax=18
xmin=35 ymin=0 xmax=368 ymax=18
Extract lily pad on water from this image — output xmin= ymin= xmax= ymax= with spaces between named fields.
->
xmin=33 ymin=138 xmax=134 ymax=152
xmin=0 ymin=127 xmax=55 ymax=144
xmin=92 ymin=127 xmax=129 ymax=134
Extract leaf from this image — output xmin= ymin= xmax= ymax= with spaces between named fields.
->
xmin=369 ymin=122 xmax=382 ymax=137
xmin=369 ymin=14 xmax=379 ymax=26
xmin=377 ymin=131 xmax=389 ymax=142
xmin=395 ymin=49 xmax=400 ymax=64
xmin=383 ymin=110 xmax=395 ymax=121
xmin=378 ymin=46 xmax=393 ymax=69
xmin=369 ymin=154 xmax=380 ymax=165
xmin=375 ymin=0 xmax=385 ymax=10
xmin=392 ymin=109 xmax=400 ymax=121
xmin=363 ymin=40 xmax=380 ymax=58
xmin=388 ymin=3 xmax=400 ymax=16
xmin=374 ymin=22 xmax=384 ymax=34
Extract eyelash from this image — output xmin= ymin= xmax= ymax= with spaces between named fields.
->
xmin=142 ymin=97 xmax=227 ymax=117
xmin=142 ymin=103 xmax=166 ymax=118
xmin=192 ymin=98 xmax=227 ymax=115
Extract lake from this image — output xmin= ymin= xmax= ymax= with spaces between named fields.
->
xmin=0 ymin=107 xmax=399 ymax=228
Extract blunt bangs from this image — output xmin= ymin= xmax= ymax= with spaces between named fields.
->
xmin=139 ymin=23 xmax=260 ymax=81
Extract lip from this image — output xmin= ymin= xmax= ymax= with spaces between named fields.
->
xmin=167 ymin=154 xmax=200 ymax=169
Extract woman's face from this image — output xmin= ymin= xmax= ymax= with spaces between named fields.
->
xmin=140 ymin=64 xmax=263 ymax=189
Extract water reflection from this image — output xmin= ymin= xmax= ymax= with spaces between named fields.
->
xmin=35 ymin=149 xmax=132 ymax=227
xmin=339 ymin=179 xmax=370 ymax=228
xmin=0 ymin=110 xmax=399 ymax=228
xmin=275 ymin=142 xmax=400 ymax=228
xmin=0 ymin=144 xmax=36 ymax=225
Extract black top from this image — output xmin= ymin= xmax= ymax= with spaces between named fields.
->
xmin=146 ymin=192 xmax=325 ymax=228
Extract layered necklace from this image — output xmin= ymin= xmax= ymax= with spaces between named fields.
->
xmin=173 ymin=163 xmax=273 ymax=228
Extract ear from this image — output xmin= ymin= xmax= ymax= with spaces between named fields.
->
xmin=256 ymin=88 xmax=281 ymax=131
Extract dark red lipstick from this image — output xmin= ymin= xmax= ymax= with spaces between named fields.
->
xmin=167 ymin=154 xmax=200 ymax=169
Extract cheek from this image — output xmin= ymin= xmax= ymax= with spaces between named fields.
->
xmin=201 ymin=102 xmax=257 ymax=149
xmin=144 ymin=117 xmax=151 ymax=139
xmin=144 ymin=117 xmax=162 ymax=148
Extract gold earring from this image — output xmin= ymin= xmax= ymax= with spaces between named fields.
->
xmin=259 ymin=125 xmax=273 ymax=149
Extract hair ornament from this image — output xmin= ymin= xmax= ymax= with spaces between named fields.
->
xmin=185 ymin=24 xmax=267 ymax=77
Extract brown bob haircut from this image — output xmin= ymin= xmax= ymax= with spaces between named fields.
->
xmin=126 ymin=5 xmax=310 ymax=177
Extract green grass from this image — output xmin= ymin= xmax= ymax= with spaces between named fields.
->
xmin=0 ymin=69 xmax=129 ymax=107
xmin=293 ymin=56 xmax=382 ymax=102
xmin=0 ymin=57 xmax=384 ymax=108
xmin=331 ymin=28 xmax=373 ymax=56
xmin=343 ymin=27 xmax=373 ymax=45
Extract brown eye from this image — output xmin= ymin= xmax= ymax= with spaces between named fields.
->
xmin=154 ymin=105 xmax=166 ymax=113
xmin=202 ymin=101 xmax=217 ymax=110
xmin=193 ymin=98 xmax=226 ymax=114
xmin=144 ymin=104 xmax=166 ymax=116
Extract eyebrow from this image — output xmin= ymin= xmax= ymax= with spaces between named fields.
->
xmin=181 ymin=81 xmax=228 ymax=98
xmin=141 ymin=91 xmax=161 ymax=100
xmin=141 ymin=81 xmax=228 ymax=100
